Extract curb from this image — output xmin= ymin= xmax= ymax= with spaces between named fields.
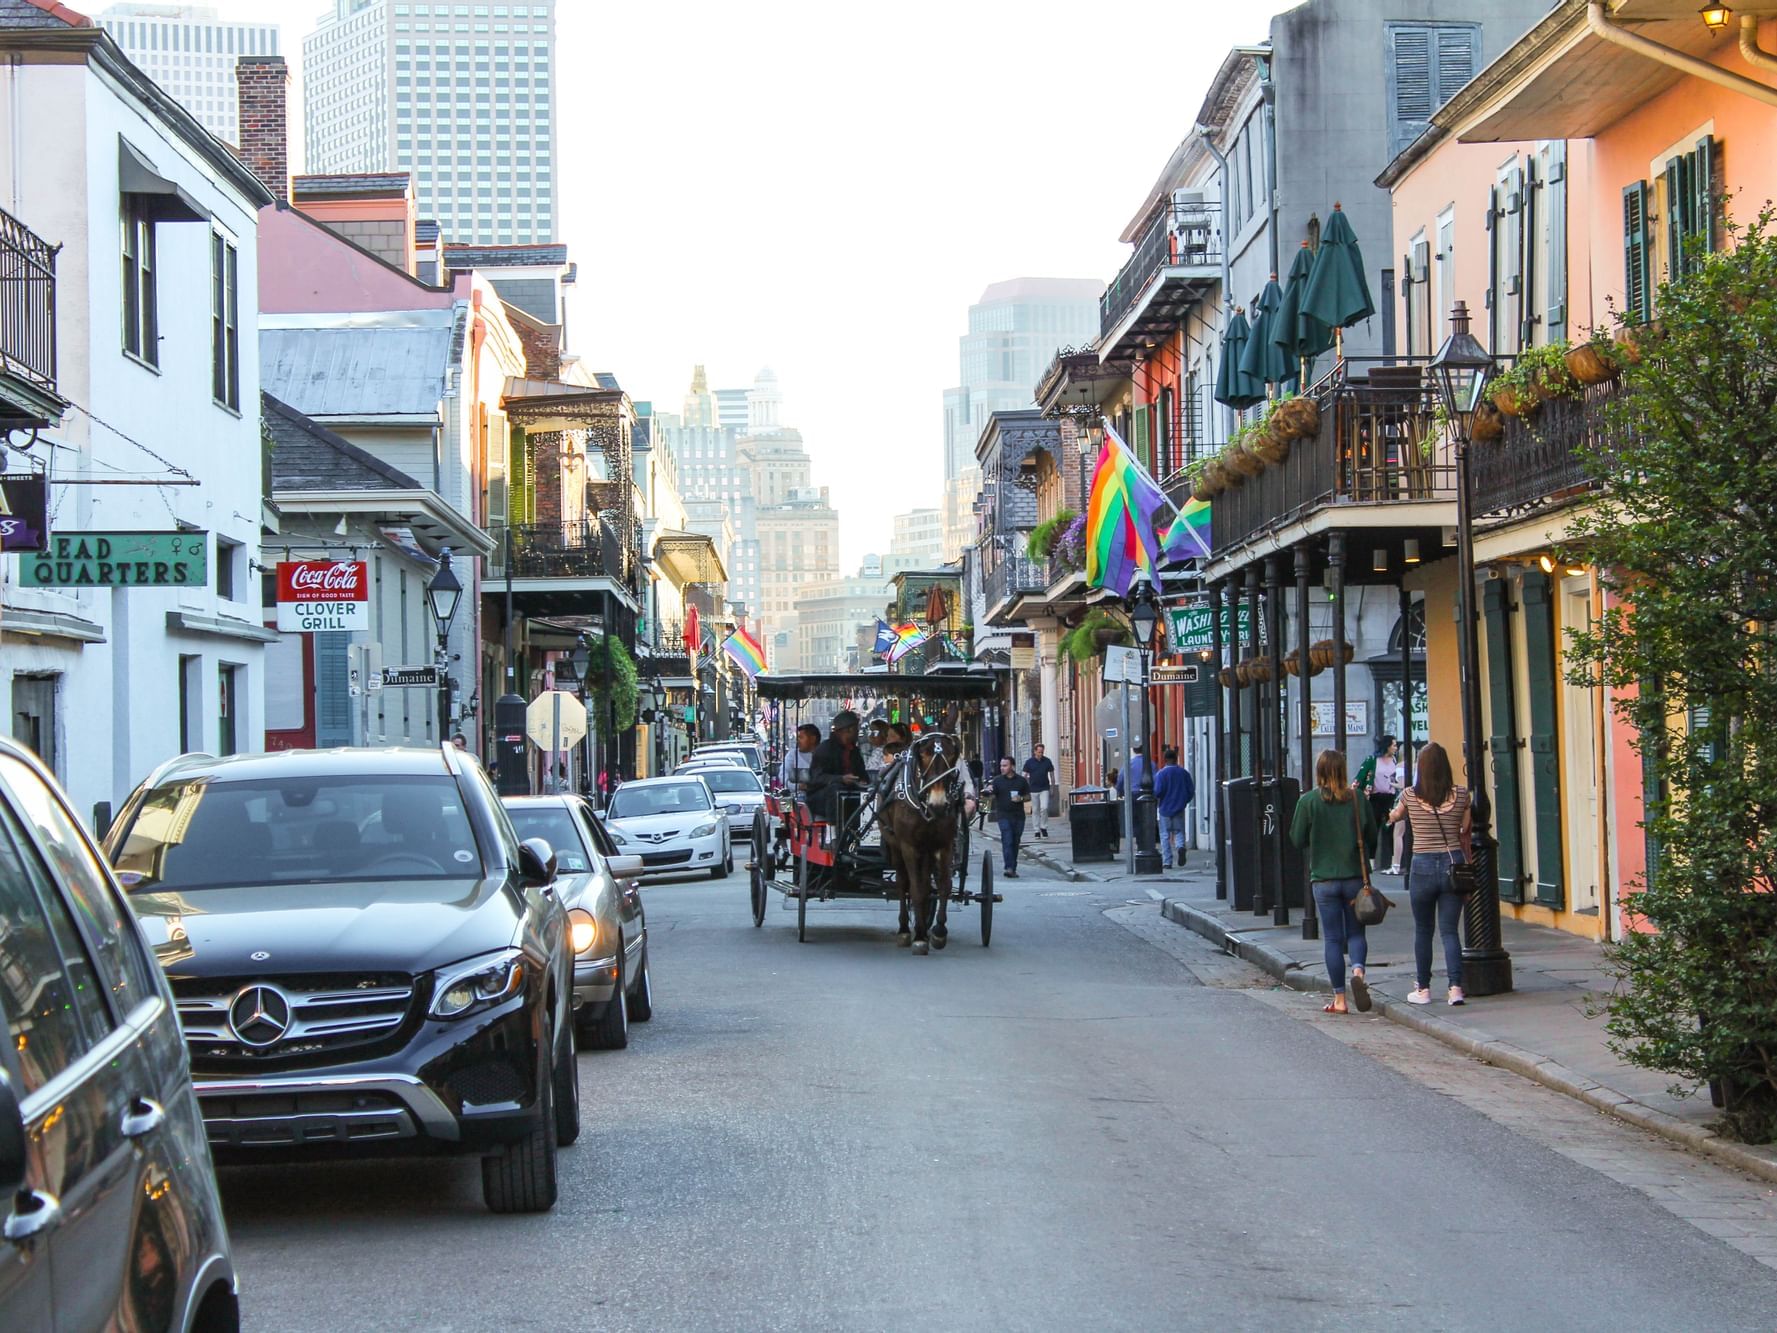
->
xmin=1159 ymin=897 xmax=1777 ymax=1188
xmin=1023 ymin=845 xmax=1094 ymax=882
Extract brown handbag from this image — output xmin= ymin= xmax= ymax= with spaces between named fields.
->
xmin=1350 ymin=796 xmax=1393 ymax=925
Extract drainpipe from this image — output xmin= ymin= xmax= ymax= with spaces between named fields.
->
xmin=1195 ymin=123 xmax=1236 ymax=444
xmin=1740 ymin=14 xmax=1777 ymax=73
xmin=1586 ymin=0 xmax=1777 ymax=107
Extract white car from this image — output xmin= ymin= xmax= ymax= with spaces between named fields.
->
xmin=603 ymin=777 xmax=733 ymax=880
xmin=692 ymin=742 xmax=765 ymax=777
xmin=687 ymin=765 xmax=767 ymax=841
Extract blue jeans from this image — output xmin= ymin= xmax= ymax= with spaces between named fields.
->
xmin=1159 ymin=812 xmax=1188 ymax=866
xmin=998 ymin=814 xmax=1024 ymax=871
xmin=1410 ymin=852 xmax=1464 ymax=989
xmin=1311 ymin=878 xmax=1367 ymax=990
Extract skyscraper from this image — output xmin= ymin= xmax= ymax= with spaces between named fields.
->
xmin=941 ymin=277 xmax=1102 ymax=481
xmin=96 ymin=4 xmax=280 ymax=143
xmin=303 ymin=0 xmax=558 ymax=246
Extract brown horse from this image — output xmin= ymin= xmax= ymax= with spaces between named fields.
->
xmin=881 ymin=732 xmax=963 ymax=955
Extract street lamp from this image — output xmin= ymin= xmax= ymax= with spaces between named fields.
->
xmin=570 ymin=636 xmax=592 ymax=693
xmin=1126 ymin=574 xmax=1163 ymax=876
xmin=1430 ymin=300 xmax=1513 ymax=995
xmin=426 ymin=547 xmax=463 ymax=741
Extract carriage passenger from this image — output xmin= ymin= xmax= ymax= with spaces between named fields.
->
xmin=780 ymin=723 xmax=820 ymax=796
xmin=807 ymin=710 xmax=869 ymax=823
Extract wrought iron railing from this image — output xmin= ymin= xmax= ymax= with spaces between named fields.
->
xmin=1213 ymin=358 xmax=1458 ymax=556
xmin=1472 ymin=381 xmax=1618 ymax=517
xmin=984 ymin=553 xmax=1047 ymax=612
xmin=0 ymin=207 xmax=57 ymax=396
xmin=499 ymin=519 xmax=627 ymax=582
xmin=1100 ymin=198 xmax=1223 ymax=335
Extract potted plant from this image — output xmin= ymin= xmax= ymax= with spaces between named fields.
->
xmin=1271 ymin=391 xmax=1320 ymax=441
xmin=1053 ymin=514 xmax=1088 ymax=571
xmin=1226 ymin=423 xmax=1267 ymax=477
xmin=1187 ymin=459 xmax=1215 ymax=503
xmin=1060 ymin=608 xmax=1131 ymax=664
xmin=1472 ymin=398 xmax=1506 ymax=443
xmin=1025 ymin=508 xmax=1078 ymax=562
xmin=1530 ymin=340 xmax=1577 ymax=400
xmin=1564 ymin=330 xmax=1622 ymax=387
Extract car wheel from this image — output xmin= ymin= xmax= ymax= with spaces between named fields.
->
xmin=552 ymin=1020 xmax=581 ymax=1146
xmin=481 ymin=1044 xmax=560 ymax=1214
xmin=579 ymin=959 xmax=630 ymax=1050
xmin=629 ymin=946 xmax=653 ymax=1022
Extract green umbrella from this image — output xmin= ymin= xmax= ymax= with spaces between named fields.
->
xmin=1240 ymin=274 xmax=1295 ymax=389
xmin=1301 ymin=203 xmax=1376 ymax=338
xmin=1273 ymin=240 xmax=1334 ymax=378
xmin=1214 ymin=308 xmax=1265 ymax=410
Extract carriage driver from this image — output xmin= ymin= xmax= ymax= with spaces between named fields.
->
xmin=807 ymin=710 xmax=870 ymax=823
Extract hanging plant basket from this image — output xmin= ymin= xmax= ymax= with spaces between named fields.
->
xmin=1491 ymin=383 xmax=1539 ymax=418
xmin=1310 ymin=639 xmax=1354 ymax=670
xmin=1250 ymin=424 xmax=1290 ymax=466
xmin=1093 ymin=624 xmax=1130 ymax=648
xmin=1282 ymin=648 xmax=1303 ymax=677
xmin=1233 ymin=660 xmax=1253 ymax=687
xmin=1472 ymin=400 xmax=1506 ymax=444
xmin=1203 ymin=458 xmax=1232 ymax=495
xmin=1227 ymin=440 xmax=1266 ymax=477
xmin=1240 ymin=655 xmax=1274 ymax=685
xmin=1217 ymin=665 xmax=1239 ymax=689
xmin=1564 ymin=343 xmax=1619 ymax=387
xmin=1272 ymin=397 xmax=1320 ymax=441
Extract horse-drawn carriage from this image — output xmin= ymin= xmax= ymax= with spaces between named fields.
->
xmin=746 ymin=671 xmax=1003 ymax=948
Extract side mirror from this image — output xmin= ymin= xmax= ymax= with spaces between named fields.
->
xmin=517 ymin=838 xmax=558 ymax=887
xmin=606 ymin=854 xmax=645 ymax=879
xmin=0 ymin=1068 xmax=26 ymax=1197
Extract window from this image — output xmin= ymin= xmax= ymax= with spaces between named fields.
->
xmin=219 ymin=664 xmax=239 ymax=756
xmin=1654 ymin=133 xmax=1717 ymax=287
xmin=216 ymin=536 xmax=242 ymax=601
xmin=122 ymin=195 xmax=158 ymax=365
xmin=1385 ymin=23 xmax=1481 ymax=159
xmin=1488 ymin=160 xmax=1526 ymax=355
xmin=211 ymin=233 xmax=239 ymax=409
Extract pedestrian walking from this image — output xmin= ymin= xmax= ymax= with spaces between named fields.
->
xmin=1022 ymin=744 xmax=1056 ymax=839
xmin=1289 ymin=748 xmax=1377 ymax=1014
xmin=1356 ymin=735 xmax=1405 ymax=873
xmin=1388 ymin=741 xmax=1473 ymax=1007
xmin=989 ymin=755 xmax=1031 ymax=878
xmin=1153 ymin=746 xmax=1195 ymax=869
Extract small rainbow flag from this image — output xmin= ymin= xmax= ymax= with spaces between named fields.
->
xmin=722 ymin=627 xmax=768 ymax=678
xmin=1162 ymin=496 xmax=1213 ymax=562
xmin=1085 ymin=424 xmax=1170 ymax=595
xmin=885 ymin=622 xmax=928 ymax=664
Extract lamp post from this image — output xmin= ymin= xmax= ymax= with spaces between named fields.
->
xmin=425 ymin=547 xmax=463 ymax=743
xmin=1429 ymin=300 xmax=1514 ymax=995
xmin=1127 ymin=574 xmax=1163 ymax=876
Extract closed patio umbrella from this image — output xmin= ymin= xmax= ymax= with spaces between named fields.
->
xmin=1214 ymin=308 xmax=1265 ymax=410
xmin=1273 ymin=240 xmax=1334 ymax=381
xmin=1240 ymin=273 xmax=1295 ymax=390
xmin=1301 ymin=203 xmax=1376 ymax=354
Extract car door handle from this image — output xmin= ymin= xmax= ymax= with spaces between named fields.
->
xmin=121 ymin=1096 xmax=165 ymax=1140
xmin=3 ymin=1189 xmax=62 ymax=1245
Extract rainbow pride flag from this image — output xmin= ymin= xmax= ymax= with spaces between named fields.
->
xmin=1162 ymin=496 xmax=1213 ymax=562
xmin=722 ymin=627 xmax=768 ymax=678
xmin=885 ymin=622 xmax=928 ymax=664
xmin=1085 ymin=424 xmax=1170 ymax=595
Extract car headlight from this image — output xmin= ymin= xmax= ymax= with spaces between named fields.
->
xmin=607 ymin=826 xmax=631 ymax=844
xmin=431 ymin=948 xmax=527 ymax=1019
xmin=567 ymin=907 xmax=601 ymax=956
xmin=690 ymin=819 xmax=720 ymax=838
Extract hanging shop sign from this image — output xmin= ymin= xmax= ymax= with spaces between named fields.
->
xmin=276 ymin=560 xmax=369 ymax=632
xmin=0 ymin=474 xmax=48 ymax=553
xmin=1167 ymin=602 xmax=1262 ymax=654
xmin=20 ymin=531 xmax=207 ymax=587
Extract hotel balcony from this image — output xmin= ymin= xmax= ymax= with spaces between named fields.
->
xmin=0 ymin=207 xmax=64 ymax=430
xmin=1098 ymin=197 xmax=1222 ymax=367
xmin=983 ymin=551 xmax=1048 ymax=626
xmin=488 ymin=518 xmax=639 ymax=615
xmin=1471 ymin=381 xmax=1616 ymax=521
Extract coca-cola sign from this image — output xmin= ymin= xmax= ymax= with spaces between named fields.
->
xmin=276 ymin=560 xmax=369 ymax=633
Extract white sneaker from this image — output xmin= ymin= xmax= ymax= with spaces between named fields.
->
xmin=1407 ymin=987 xmax=1432 ymax=1005
xmin=1447 ymin=986 xmax=1466 ymax=1007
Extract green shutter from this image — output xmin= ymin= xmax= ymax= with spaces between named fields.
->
xmin=1482 ymin=578 xmax=1525 ymax=903
xmin=1521 ymin=155 xmax=1539 ymax=348
xmin=1133 ymin=405 xmax=1151 ymax=470
xmin=1623 ymin=181 xmax=1651 ymax=323
xmin=1545 ymin=143 xmax=1568 ymax=341
xmin=1692 ymin=135 xmax=1716 ymax=258
xmin=1521 ymin=571 xmax=1564 ymax=908
xmin=510 ymin=425 xmax=532 ymax=526
xmin=1665 ymin=153 xmax=1690 ymax=280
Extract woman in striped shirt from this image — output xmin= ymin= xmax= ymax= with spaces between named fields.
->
xmin=1387 ymin=741 xmax=1473 ymax=1007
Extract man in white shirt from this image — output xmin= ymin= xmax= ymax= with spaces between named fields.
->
xmin=779 ymin=723 xmax=820 ymax=797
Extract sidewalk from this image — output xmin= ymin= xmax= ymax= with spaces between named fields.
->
xmin=1027 ymin=826 xmax=1777 ymax=1185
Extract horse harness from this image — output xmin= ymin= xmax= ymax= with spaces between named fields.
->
xmin=887 ymin=733 xmax=966 ymax=824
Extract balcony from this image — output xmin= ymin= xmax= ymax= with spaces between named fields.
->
xmin=0 ymin=206 xmax=63 ymax=430
xmin=1472 ymin=381 xmax=1617 ymax=519
xmin=1099 ymin=198 xmax=1222 ymax=365
xmin=983 ymin=552 xmax=1047 ymax=623
xmin=1211 ymin=360 xmax=1458 ymax=567
xmin=490 ymin=519 xmax=638 ymax=613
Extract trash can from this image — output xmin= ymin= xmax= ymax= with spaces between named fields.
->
xmin=1067 ymin=787 xmax=1118 ymax=863
xmin=1223 ymin=776 xmax=1304 ymax=912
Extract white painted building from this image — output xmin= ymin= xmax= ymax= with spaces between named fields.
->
xmin=95 ymin=3 xmax=281 ymax=144
xmin=0 ymin=15 xmax=276 ymax=818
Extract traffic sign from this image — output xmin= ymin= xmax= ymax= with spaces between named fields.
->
xmin=382 ymin=666 xmax=440 ymax=688
xmin=1102 ymin=644 xmax=1143 ymax=684
xmin=526 ymin=690 xmax=588 ymax=750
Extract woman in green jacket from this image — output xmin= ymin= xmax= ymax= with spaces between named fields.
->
xmin=1289 ymin=749 xmax=1377 ymax=1014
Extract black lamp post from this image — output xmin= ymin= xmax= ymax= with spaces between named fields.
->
xmin=1127 ymin=574 xmax=1163 ymax=876
xmin=1429 ymin=300 xmax=1513 ymax=996
xmin=425 ymin=547 xmax=463 ymax=743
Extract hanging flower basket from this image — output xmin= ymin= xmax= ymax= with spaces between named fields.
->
xmin=1217 ymin=665 xmax=1240 ymax=689
xmin=1233 ymin=660 xmax=1253 ymax=687
xmin=1093 ymin=624 xmax=1130 ymax=648
xmin=1491 ymin=383 xmax=1538 ymax=418
xmin=1202 ymin=458 xmax=1232 ymax=495
xmin=1272 ymin=397 xmax=1320 ymax=441
xmin=1250 ymin=423 xmax=1290 ymax=466
xmin=1282 ymin=648 xmax=1303 ymax=677
xmin=1310 ymin=639 xmax=1354 ymax=670
xmin=1227 ymin=439 xmax=1267 ymax=477
xmin=1242 ymin=655 xmax=1275 ymax=685
xmin=1472 ymin=400 xmax=1506 ymax=444
xmin=1564 ymin=343 xmax=1619 ymax=387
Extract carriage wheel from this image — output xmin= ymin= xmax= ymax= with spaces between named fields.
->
xmin=954 ymin=816 xmax=971 ymax=899
xmin=979 ymin=852 xmax=994 ymax=948
xmin=749 ymin=811 xmax=769 ymax=927
xmin=796 ymin=847 xmax=810 ymax=943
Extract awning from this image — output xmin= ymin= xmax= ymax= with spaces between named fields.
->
xmin=120 ymin=138 xmax=208 ymax=224
xmin=653 ymin=530 xmax=726 ymax=586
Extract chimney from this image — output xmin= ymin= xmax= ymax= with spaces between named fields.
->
xmin=235 ymin=55 xmax=290 ymax=204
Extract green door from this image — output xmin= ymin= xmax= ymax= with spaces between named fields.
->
xmin=1481 ymin=578 xmax=1525 ymax=903
xmin=1521 ymin=571 xmax=1564 ymax=908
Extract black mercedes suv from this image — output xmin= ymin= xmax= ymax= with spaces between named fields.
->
xmin=104 ymin=745 xmax=578 ymax=1214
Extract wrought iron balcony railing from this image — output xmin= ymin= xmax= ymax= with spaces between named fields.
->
xmin=0 ymin=206 xmax=59 ymax=410
xmin=498 ymin=519 xmax=628 ymax=583
xmin=1213 ymin=359 xmax=1458 ymax=557
xmin=1471 ymin=380 xmax=1618 ymax=518
xmin=984 ymin=553 xmax=1048 ymax=615
xmin=1100 ymin=198 xmax=1223 ymax=337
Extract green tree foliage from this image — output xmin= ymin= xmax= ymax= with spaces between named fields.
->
xmin=1564 ymin=210 xmax=1777 ymax=1142
xmin=583 ymin=633 xmax=639 ymax=733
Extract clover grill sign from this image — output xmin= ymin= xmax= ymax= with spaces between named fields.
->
xmin=276 ymin=560 xmax=369 ymax=632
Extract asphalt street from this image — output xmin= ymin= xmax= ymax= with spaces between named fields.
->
xmin=222 ymin=855 xmax=1777 ymax=1331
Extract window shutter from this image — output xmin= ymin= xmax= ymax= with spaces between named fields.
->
xmin=315 ymin=631 xmax=354 ymax=747
xmin=1693 ymin=134 xmax=1716 ymax=256
xmin=1665 ymin=153 xmax=1691 ymax=280
xmin=1133 ymin=404 xmax=1151 ymax=470
xmin=1387 ymin=26 xmax=1433 ymax=157
xmin=1485 ymin=184 xmax=1500 ymax=350
xmin=1401 ymin=252 xmax=1417 ymax=356
xmin=1545 ymin=142 xmax=1568 ymax=341
xmin=1521 ymin=156 xmax=1539 ymax=347
xmin=1622 ymin=180 xmax=1651 ymax=324
xmin=1482 ymin=578 xmax=1526 ymax=903
xmin=1520 ymin=571 xmax=1564 ymax=909
xmin=1433 ymin=25 xmax=1480 ymax=105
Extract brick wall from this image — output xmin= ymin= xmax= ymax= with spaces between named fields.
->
xmin=512 ymin=316 xmax=560 ymax=378
xmin=327 ymin=219 xmax=408 ymax=268
xmin=235 ymin=56 xmax=289 ymax=203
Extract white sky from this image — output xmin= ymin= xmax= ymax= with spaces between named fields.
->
xmin=197 ymin=0 xmax=1296 ymax=566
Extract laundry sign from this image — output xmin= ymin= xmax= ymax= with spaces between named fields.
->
xmin=276 ymin=560 xmax=368 ymax=632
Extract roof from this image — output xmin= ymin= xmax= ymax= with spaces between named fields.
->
xmin=444 ymin=243 xmax=569 ymax=269
xmin=293 ymin=172 xmax=412 ymax=200
xmin=0 ymin=1 xmax=91 ymax=27
xmin=263 ymin=392 xmax=423 ymax=493
xmin=414 ymin=219 xmax=440 ymax=245
xmin=261 ymin=319 xmax=453 ymax=419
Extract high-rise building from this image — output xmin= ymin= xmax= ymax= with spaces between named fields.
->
xmin=303 ymin=0 xmax=558 ymax=246
xmin=758 ymin=488 xmax=840 ymax=671
xmin=942 ymin=277 xmax=1102 ymax=481
xmin=890 ymin=508 xmax=944 ymax=567
xmin=96 ymin=4 xmax=281 ymax=143
xmin=714 ymin=387 xmax=749 ymax=434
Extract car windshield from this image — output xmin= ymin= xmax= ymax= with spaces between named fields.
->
xmin=111 ymin=775 xmax=483 ymax=890
xmin=505 ymin=806 xmax=595 ymax=873
xmin=607 ymin=782 xmax=711 ymax=820
xmin=698 ymin=747 xmax=759 ymax=767
xmin=697 ymin=769 xmax=761 ymax=795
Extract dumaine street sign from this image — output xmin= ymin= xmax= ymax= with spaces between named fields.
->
xmin=20 ymin=531 xmax=207 ymax=587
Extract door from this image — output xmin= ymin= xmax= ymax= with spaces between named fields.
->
xmin=1562 ymin=579 xmax=1603 ymax=917
xmin=10 ymin=675 xmax=58 ymax=779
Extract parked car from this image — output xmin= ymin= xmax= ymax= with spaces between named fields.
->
xmin=685 ymin=765 xmax=766 ymax=841
xmin=692 ymin=742 xmax=764 ymax=776
xmin=104 ymin=746 xmax=578 ymax=1215
xmin=0 ymin=736 xmax=239 ymax=1332
xmin=601 ymin=776 xmax=732 ymax=879
xmin=676 ymin=754 xmax=746 ymax=772
xmin=503 ymin=795 xmax=652 ymax=1050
